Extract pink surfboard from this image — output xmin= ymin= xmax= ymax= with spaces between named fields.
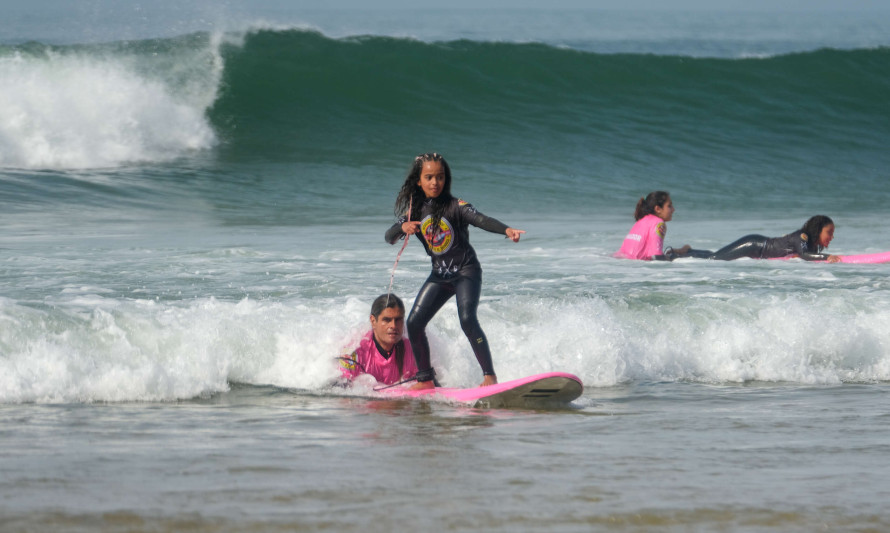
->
xmin=771 ymin=251 xmax=890 ymax=264
xmin=377 ymin=372 xmax=583 ymax=409
xmin=836 ymin=251 xmax=890 ymax=264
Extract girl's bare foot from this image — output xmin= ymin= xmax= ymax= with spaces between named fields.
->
xmin=480 ymin=375 xmax=498 ymax=387
xmin=409 ymin=380 xmax=435 ymax=391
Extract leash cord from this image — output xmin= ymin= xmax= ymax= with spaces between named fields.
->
xmin=385 ymin=197 xmax=412 ymax=305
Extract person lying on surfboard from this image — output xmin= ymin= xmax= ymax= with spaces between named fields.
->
xmin=338 ymin=294 xmax=417 ymax=385
xmin=386 ymin=152 xmax=524 ymax=390
xmin=703 ymin=215 xmax=840 ymax=262
xmin=615 ymin=191 xmax=706 ymax=261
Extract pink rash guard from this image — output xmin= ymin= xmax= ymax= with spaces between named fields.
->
xmin=339 ymin=330 xmax=417 ymax=385
xmin=615 ymin=214 xmax=667 ymax=260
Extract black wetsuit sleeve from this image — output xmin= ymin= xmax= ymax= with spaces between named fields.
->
xmin=795 ymin=233 xmax=831 ymax=261
xmin=467 ymin=210 xmax=509 ymax=235
xmin=799 ymin=251 xmax=832 ymax=261
xmin=385 ymin=216 xmax=407 ymax=244
xmin=652 ymin=248 xmax=678 ymax=261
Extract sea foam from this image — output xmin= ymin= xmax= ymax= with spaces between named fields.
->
xmin=0 ymin=37 xmax=224 ymax=169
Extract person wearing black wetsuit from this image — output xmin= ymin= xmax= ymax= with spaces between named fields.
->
xmin=707 ymin=215 xmax=838 ymax=261
xmin=387 ymin=153 xmax=524 ymax=388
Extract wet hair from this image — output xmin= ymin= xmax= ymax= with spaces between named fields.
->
xmin=800 ymin=215 xmax=834 ymax=252
xmin=394 ymin=152 xmax=453 ymax=236
xmin=634 ymin=191 xmax=671 ymax=221
xmin=371 ymin=293 xmax=405 ymax=318
xmin=370 ymin=293 xmax=406 ymax=375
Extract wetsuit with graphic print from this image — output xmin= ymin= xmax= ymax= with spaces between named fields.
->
xmin=385 ymin=197 xmax=509 ymax=382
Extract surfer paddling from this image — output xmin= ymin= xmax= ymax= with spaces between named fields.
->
xmin=615 ymin=191 xmax=705 ymax=261
xmin=386 ymin=152 xmax=524 ymax=390
xmin=339 ymin=294 xmax=417 ymax=385
xmin=616 ymin=193 xmax=839 ymax=262
xmin=705 ymin=215 xmax=840 ymax=262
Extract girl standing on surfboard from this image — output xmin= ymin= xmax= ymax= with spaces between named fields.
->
xmin=385 ymin=152 xmax=525 ymax=390
xmin=615 ymin=191 xmax=703 ymax=261
xmin=706 ymin=215 xmax=840 ymax=262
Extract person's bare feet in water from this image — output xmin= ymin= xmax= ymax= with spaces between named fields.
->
xmin=480 ymin=375 xmax=498 ymax=387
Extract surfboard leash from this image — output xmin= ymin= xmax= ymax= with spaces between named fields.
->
xmin=372 ymin=376 xmax=418 ymax=392
xmin=385 ymin=196 xmax=413 ymax=306
xmin=338 ymin=358 xmax=424 ymax=391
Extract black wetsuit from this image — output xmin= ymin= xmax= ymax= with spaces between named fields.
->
xmin=385 ymin=197 xmax=509 ymax=382
xmin=709 ymin=231 xmax=831 ymax=261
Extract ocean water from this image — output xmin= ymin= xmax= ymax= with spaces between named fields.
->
xmin=2 ymin=4 xmax=890 ymax=531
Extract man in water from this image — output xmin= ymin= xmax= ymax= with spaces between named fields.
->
xmin=339 ymin=294 xmax=417 ymax=385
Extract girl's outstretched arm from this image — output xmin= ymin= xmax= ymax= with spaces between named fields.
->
xmin=505 ymin=228 xmax=525 ymax=242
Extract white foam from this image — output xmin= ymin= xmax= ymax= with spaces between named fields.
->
xmin=0 ymin=39 xmax=222 ymax=169
xmin=2 ymin=281 xmax=890 ymax=404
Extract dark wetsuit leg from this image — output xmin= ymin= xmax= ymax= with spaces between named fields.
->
xmin=710 ymin=234 xmax=768 ymax=261
xmin=407 ymin=278 xmax=453 ymax=378
xmin=406 ymin=270 xmax=495 ymax=379
xmin=452 ymin=272 xmax=495 ymax=376
xmin=686 ymin=248 xmax=715 ymax=259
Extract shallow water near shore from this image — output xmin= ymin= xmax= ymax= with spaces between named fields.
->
xmin=2 ymin=382 xmax=888 ymax=532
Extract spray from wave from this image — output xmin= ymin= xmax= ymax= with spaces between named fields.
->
xmin=0 ymin=33 xmax=231 ymax=169
xmin=3 ymin=285 xmax=889 ymax=404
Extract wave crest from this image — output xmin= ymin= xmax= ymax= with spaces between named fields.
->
xmin=0 ymin=36 xmax=223 ymax=169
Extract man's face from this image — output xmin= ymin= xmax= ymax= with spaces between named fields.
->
xmin=370 ymin=306 xmax=405 ymax=351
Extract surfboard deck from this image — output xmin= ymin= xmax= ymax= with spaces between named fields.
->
xmin=837 ymin=251 xmax=890 ymax=264
xmin=765 ymin=251 xmax=890 ymax=264
xmin=377 ymin=371 xmax=583 ymax=409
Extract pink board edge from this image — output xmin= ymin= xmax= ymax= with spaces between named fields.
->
xmin=837 ymin=251 xmax=890 ymax=264
xmin=769 ymin=251 xmax=890 ymax=264
xmin=378 ymin=371 xmax=582 ymax=403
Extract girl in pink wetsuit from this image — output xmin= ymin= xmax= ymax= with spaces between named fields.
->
xmin=615 ymin=191 xmax=698 ymax=261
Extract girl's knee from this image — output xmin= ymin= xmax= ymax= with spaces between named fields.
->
xmin=458 ymin=314 xmax=481 ymax=335
xmin=407 ymin=313 xmax=428 ymax=337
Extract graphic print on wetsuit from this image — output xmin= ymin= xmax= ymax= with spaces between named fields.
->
xmin=420 ymin=213 xmax=462 ymax=276
xmin=420 ymin=215 xmax=453 ymax=255
xmin=384 ymin=198 xmax=504 ymax=278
